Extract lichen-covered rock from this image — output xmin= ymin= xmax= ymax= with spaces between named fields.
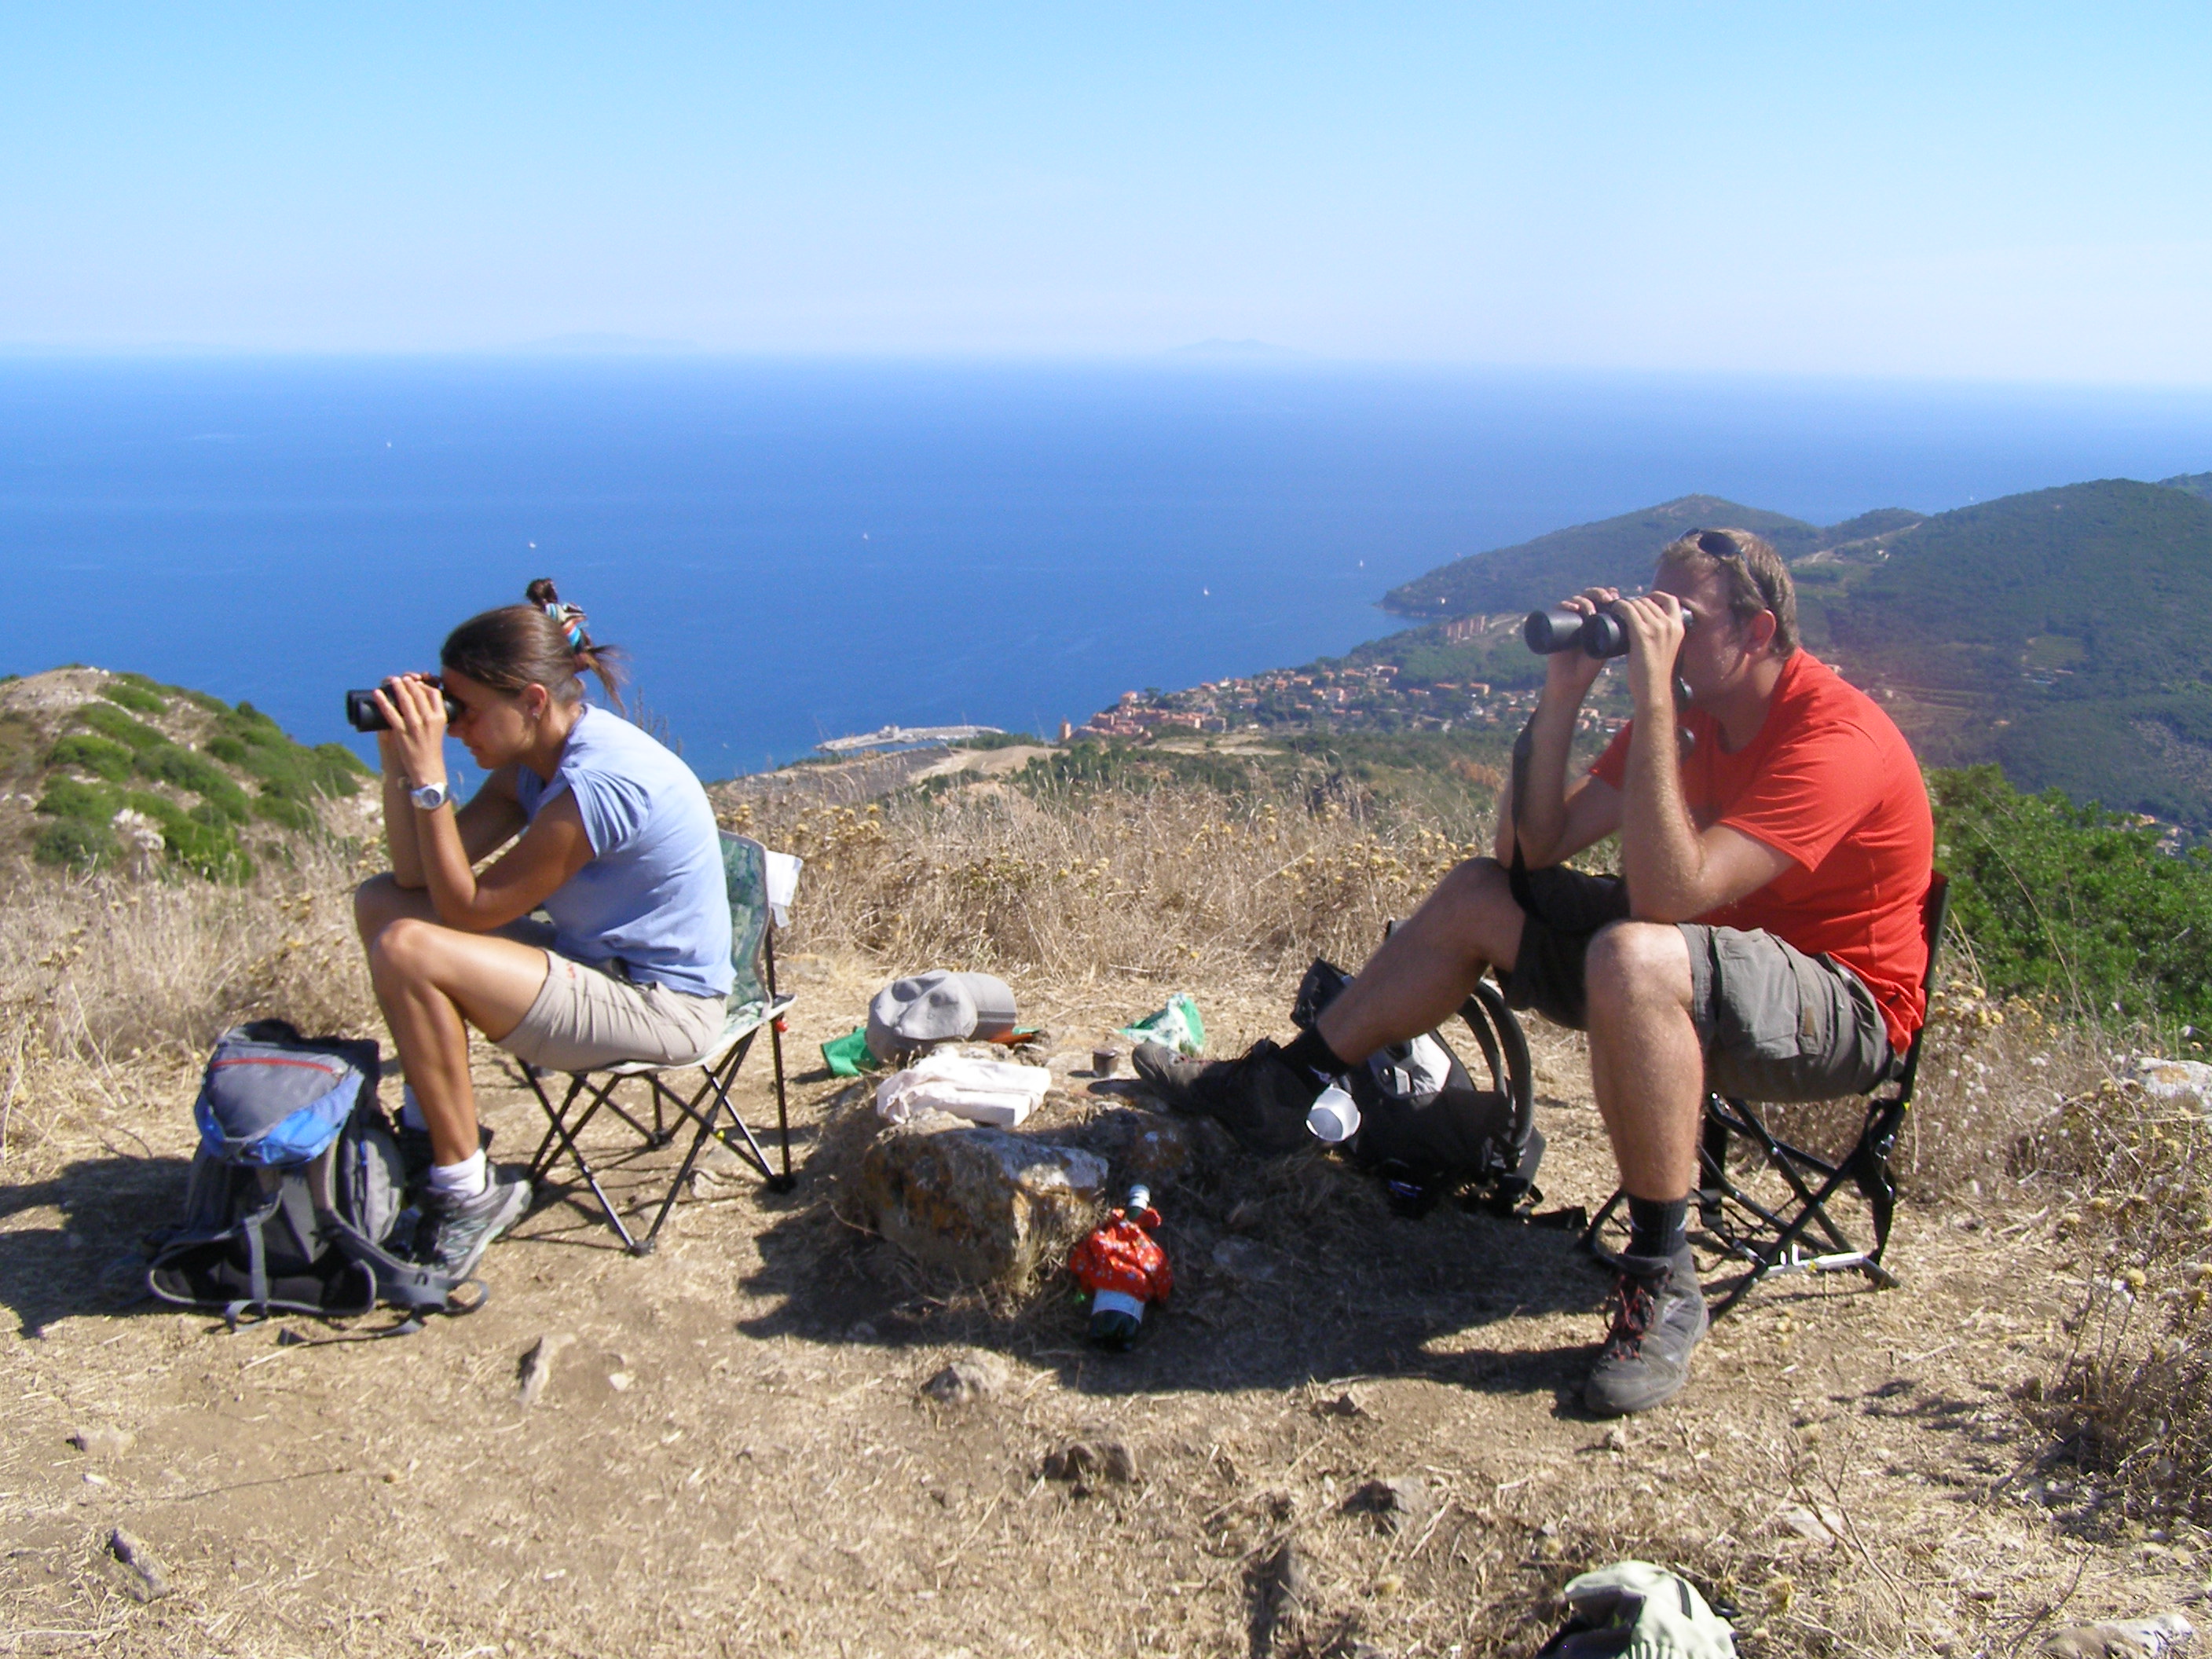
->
xmin=1053 ymin=1107 xmax=1208 ymax=1187
xmin=859 ymin=1111 xmax=1109 ymax=1284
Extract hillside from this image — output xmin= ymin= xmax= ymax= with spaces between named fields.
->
xmin=0 ymin=666 xmax=374 ymax=879
xmin=1379 ymin=494 xmax=1920 ymax=618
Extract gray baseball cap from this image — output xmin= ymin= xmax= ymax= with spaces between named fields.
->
xmin=866 ymin=970 xmax=1019 ymax=1060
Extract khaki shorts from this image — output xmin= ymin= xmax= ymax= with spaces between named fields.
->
xmin=1501 ymin=865 xmax=1895 ymax=1102
xmin=493 ymin=920 xmax=728 ymax=1074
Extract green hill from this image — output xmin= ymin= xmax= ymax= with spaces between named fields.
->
xmin=0 ymin=667 xmax=372 ymax=879
xmin=1369 ymin=474 xmax=2212 ymax=829
xmin=1379 ymin=494 xmax=1920 ymax=617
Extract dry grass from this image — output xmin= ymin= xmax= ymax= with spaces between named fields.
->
xmin=723 ymin=778 xmax=1494 ymax=985
xmin=0 ymin=841 xmax=378 ymax=1181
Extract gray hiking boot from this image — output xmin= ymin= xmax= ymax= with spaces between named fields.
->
xmin=1132 ymin=1038 xmax=1321 ymax=1155
xmin=1584 ymin=1245 xmax=1708 ymax=1416
xmin=415 ymin=1169 xmax=533 ymax=1279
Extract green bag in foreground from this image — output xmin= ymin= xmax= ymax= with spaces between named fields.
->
xmin=1536 ymin=1561 xmax=1736 ymax=1659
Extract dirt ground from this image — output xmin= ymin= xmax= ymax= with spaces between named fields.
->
xmin=2 ymin=956 xmax=2203 ymax=1658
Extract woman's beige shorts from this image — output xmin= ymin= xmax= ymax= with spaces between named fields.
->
xmin=496 ymin=936 xmax=728 ymax=1075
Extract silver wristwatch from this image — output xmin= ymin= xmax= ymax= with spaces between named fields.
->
xmin=408 ymin=778 xmax=452 ymax=811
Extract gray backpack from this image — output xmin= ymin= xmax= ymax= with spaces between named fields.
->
xmin=146 ymin=1020 xmax=479 ymax=1334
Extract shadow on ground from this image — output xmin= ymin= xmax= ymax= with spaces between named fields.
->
xmin=0 ymin=1155 xmax=191 ymax=1337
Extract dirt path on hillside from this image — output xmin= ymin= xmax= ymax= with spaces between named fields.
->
xmin=1 ymin=961 xmax=2199 ymax=1658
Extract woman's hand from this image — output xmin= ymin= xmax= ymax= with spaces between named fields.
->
xmin=371 ymin=674 xmax=449 ymax=788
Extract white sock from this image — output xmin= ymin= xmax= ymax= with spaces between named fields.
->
xmin=399 ymin=1086 xmax=427 ymax=1132
xmin=427 ymin=1148 xmax=489 ymax=1201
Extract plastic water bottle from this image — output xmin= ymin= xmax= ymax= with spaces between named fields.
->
xmin=1306 ymin=1083 xmax=1361 ymax=1144
xmin=1070 ymin=1185 xmax=1172 ymax=1350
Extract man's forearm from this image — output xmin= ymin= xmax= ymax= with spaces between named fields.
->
xmin=1512 ymin=691 xmax=1586 ymax=866
xmin=1618 ymin=696 xmax=1705 ymax=919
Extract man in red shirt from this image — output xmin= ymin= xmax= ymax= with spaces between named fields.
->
xmin=1141 ymin=529 xmax=1934 ymax=1415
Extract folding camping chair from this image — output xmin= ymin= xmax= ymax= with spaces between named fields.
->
xmin=1583 ymin=871 xmax=1950 ymax=1317
xmin=523 ymin=833 xmax=798 ymax=1254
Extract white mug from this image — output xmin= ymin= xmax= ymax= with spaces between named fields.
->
xmin=1306 ymin=1083 xmax=1361 ymax=1144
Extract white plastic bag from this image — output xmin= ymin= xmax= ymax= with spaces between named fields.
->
xmin=874 ymin=1050 xmax=1052 ymax=1130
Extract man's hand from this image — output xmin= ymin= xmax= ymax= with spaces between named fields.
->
xmin=1541 ymin=588 xmax=1619 ymax=709
xmin=371 ymin=674 xmax=449 ymax=790
xmin=1608 ymin=590 xmax=1688 ymax=712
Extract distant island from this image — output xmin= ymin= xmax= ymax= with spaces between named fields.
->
xmin=1078 ymin=472 xmax=2212 ymax=833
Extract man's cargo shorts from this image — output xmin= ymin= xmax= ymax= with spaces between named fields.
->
xmin=1500 ymin=865 xmax=1894 ymax=1102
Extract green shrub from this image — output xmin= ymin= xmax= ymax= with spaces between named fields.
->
xmin=74 ymin=701 xmax=168 ymax=751
xmin=1932 ymin=764 xmax=2212 ymax=1029
xmin=38 ymin=776 xmax=120 ymax=822
xmin=252 ymin=793 xmax=319 ymax=832
xmin=47 ymin=732 xmax=134 ymax=782
xmin=99 ymin=678 xmax=167 ymax=715
xmin=205 ymin=734 xmax=249 ymax=764
xmin=138 ymin=744 xmax=251 ymax=822
xmin=34 ymin=817 xmax=119 ymax=868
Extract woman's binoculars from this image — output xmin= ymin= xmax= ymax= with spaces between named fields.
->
xmin=345 ymin=687 xmax=460 ymax=732
xmin=1522 ymin=605 xmax=1694 ymax=659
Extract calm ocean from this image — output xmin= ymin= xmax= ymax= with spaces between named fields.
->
xmin=4 ymin=357 xmax=2210 ymax=779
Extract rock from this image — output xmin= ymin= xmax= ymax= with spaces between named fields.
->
xmin=515 ymin=1333 xmax=575 ymax=1408
xmin=859 ymin=1112 xmax=1108 ymax=1284
xmin=70 ymin=1425 xmax=134 ymax=1459
xmin=1346 ymin=1475 xmax=1433 ymax=1535
xmin=107 ymin=1529 xmax=170 ymax=1602
xmin=1776 ymin=1501 xmax=1840 ymax=1546
xmin=2137 ymin=1057 xmax=2212 ymax=1107
xmin=921 ymin=1352 xmax=1007 ymax=1406
xmin=97 ymin=1253 xmax=150 ymax=1303
xmin=1314 ymin=1390 xmax=1370 ymax=1420
xmin=1053 ymin=1108 xmax=1203 ymax=1186
xmin=2038 ymin=1613 xmax=2192 ymax=1657
xmin=1247 ymin=1540 xmax=1308 ymax=1655
xmin=1042 ymin=1439 xmax=1139 ymax=1485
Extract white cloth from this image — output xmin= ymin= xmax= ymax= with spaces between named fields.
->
xmin=874 ymin=1050 xmax=1051 ymax=1130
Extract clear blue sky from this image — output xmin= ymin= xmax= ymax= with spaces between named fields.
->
xmin=5 ymin=3 xmax=2208 ymax=380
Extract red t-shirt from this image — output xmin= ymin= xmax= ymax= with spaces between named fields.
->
xmin=1588 ymin=651 xmax=1935 ymax=1054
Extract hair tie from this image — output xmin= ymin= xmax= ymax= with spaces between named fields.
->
xmin=544 ymin=599 xmax=589 ymax=651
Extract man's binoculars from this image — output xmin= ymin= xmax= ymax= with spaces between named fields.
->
xmin=344 ymin=687 xmax=460 ymax=733
xmin=1522 ymin=605 xmax=1694 ymax=660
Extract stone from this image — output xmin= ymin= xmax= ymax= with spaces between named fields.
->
xmin=859 ymin=1111 xmax=1108 ymax=1284
xmin=515 ymin=1333 xmax=574 ymax=1408
xmin=1346 ymin=1475 xmax=1433 ymax=1535
xmin=1053 ymin=1108 xmax=1204 ymax=1187
xmin=70 ymin=1425 xmax=135 ymax=1459
xmin=107 ymin=1529 xmax=170 ymax=1602
xmin=1042 ymin=1438 xmax=1139 ymax=1485
xmin=921 ymin=1352 xmax=1007 ymax=1406
xmin=2137 ymin=1057 xmax=2212 ymax=1108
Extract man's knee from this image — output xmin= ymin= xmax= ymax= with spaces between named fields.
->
xmin=1431 ymin=855 xmax=1511 ymax=918
xmin=1585 ymin=921 xmax=1692 ymax=1014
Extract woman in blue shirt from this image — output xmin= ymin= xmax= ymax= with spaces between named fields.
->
xmin=353 ymin=581 xmax=730 ymax=1276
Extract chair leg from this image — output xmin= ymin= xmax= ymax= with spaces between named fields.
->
xmin=522 ymin=1068 xmax=650 ymax=1255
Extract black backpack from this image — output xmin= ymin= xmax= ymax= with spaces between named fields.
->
xmin=146 ymin=1020 xmax=479 ymax=1333
xmin=1293 ymin=958 xmax=1544 ymax=1216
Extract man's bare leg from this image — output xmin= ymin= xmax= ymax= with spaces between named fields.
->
xmin=1580 ymin=918 xmax=1710 ymax=1417
xmin=1313 ymin=857 xmax=1527 ymax=1066
xmin=1581 ymin=920 xmax=1704 ymax=1201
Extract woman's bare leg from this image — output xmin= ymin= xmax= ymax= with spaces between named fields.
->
xmin=354 ymin=877 xmax=550 ymax=1165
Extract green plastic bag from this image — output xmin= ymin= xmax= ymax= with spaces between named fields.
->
xmin=821 ymin=1027 xmax=884 ymax=1079
xmin=1120 ymin=993 xmax=1205 ymax=1058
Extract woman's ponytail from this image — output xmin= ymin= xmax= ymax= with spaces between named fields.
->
xmin=441 ymin=578 xmax=627 ymax=712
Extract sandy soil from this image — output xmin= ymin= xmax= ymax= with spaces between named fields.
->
xmin=1 ymin=958 xmax=2202 ymax=1658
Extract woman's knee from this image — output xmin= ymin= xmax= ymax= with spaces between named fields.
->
xmin=366 ymin=914 xmax=444 ymax=985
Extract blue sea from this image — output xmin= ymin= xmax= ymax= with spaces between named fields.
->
xmin=4 ymin=356 xmax=2210 ymax=779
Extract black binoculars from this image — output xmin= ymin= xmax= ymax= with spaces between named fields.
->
xmin=1522 ymin=604 xmax=1694 ymax=659
xmin=344 ymin=687 xmax=460 ymax=733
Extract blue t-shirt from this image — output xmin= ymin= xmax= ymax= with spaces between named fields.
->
xmin=512 ymin=705 xmax=734 ymax=998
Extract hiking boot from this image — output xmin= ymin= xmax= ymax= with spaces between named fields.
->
xmin=1132 ymin=1038 xmax=1321 ymax=1155
xmin=1583 ymin=1245 xmax=1708 ymax=1416
xmin=414 ymin=1168 xmax=533 ymax=1279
